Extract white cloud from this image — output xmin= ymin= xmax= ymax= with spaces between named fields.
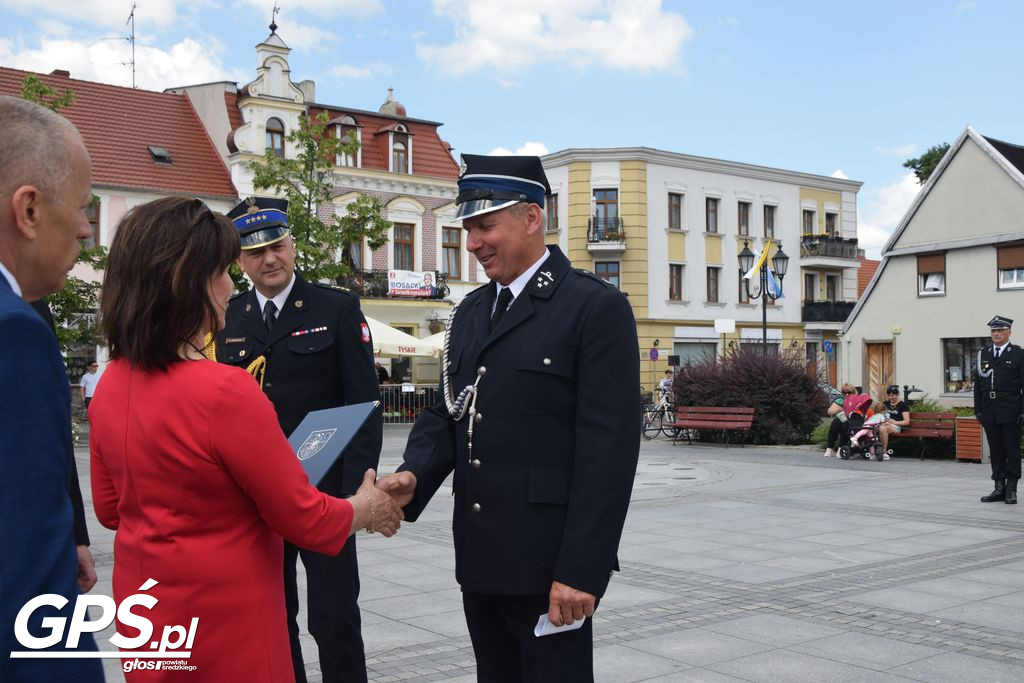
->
xmin=858 ymin=173 xmax=921 ymax=258
xmin=830 ymin=169 xmax=849 ymax=179
xmin=488 ymin=141 xmax=550 ymax=156
xmin=418 ymin=0 xmax=692 ymax=76
xmin=0 ymin=35 xmax=245 ymax=90
xmin=274 ymin=20 xmax=339 ymax=52
xmin=330 ymin=61 xmax=394 ymax=80
xmin=874 ymin=143 xmax=916 ymax=157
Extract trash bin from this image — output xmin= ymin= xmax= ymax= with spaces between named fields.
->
xmin=955 ymin=415 xmax=989 ymax=463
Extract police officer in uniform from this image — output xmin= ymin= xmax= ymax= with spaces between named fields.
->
xmin=975 ymin=315 xmax=1024 ymax=505
xmin=377 ymin=156 xmax=641 ymax=681
xmin=216 ymin=197 xmax=382 ymax=682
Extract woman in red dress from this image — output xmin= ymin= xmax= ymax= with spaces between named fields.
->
xmin=89 ymin=197 xmax=401 ymax=681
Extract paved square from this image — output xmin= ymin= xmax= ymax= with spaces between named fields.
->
xmin=75 ymin=427 xmax=1024 ymax=681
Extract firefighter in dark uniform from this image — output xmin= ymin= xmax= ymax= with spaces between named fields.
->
xmin=377 ymin=156 xmax=641 ymax=681
xmin=215 ymin=197 xmax=383 ymax=683
xmin=975 ymin=315 xmax=1024 ymax=505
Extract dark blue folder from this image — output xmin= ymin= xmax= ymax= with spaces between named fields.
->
xmin=287 ymin=401 xmax=379 ymax=486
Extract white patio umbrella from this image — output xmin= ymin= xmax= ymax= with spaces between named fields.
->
xmin=365 ymin=317 xmax=442 ymax=358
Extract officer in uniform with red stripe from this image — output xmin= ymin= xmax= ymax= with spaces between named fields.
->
xmin=216 ymin=197 xmax=382 ymax=682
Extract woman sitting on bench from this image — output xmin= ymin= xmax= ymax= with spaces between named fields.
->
xmin=878 ymin=384 xmax=911 ymax=458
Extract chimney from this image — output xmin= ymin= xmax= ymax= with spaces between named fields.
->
xmin=50 ymin=69 xmax=71 ymax=78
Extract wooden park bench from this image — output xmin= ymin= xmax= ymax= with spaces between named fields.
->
xmin=888 ymin=411 xmax=956 ymax=459
xmin=670 ymin=406 xmax=755 ymax=445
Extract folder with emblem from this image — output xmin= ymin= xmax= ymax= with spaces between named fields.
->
xmin=287 ymin=401 xmax=380 ymax=486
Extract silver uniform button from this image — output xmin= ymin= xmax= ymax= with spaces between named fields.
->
xmin=543 ymin=357 xmax=551 ymax=366
xmin=471 ymin=459 xmax=481 ymax=469
xmin=472 ymin=503 xmax=481 ymax=513
xmin=474 ymin=412 xmax=483 ymax=423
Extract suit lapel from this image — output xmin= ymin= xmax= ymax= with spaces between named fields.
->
xmin=475 ymin=247 xmax=572 ymax=354
xmin=240 ymin=290 xmax=268 ymax=345
xmin=473 ymin=284 xmax=496 ymax=349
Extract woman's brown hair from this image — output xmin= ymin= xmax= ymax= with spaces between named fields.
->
xmin=101 ymin=197 xmax=239 ymax=371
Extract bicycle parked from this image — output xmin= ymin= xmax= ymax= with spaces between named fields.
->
xmin=641 ymin=384 xmax=678 ymax=440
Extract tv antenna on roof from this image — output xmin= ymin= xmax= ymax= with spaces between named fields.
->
xmin=125 ymin=3 xmax=137 ymax=88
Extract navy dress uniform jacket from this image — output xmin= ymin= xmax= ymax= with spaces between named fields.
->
xmin=399 ymin=246 xmax=641 ymax=599
xmin=215 ymin=274 xmax=382 ymax=496
xmin=974 ymin=343 xmax=1024 ymax=425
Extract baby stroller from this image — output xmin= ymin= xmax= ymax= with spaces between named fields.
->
xmin=837 ymin=393 xmax=885 ymax=461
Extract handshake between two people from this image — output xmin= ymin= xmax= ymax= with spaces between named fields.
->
xmin=349 ymin=470 xmax=419 ymax=538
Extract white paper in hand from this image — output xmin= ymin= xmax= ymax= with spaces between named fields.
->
xmin=534 ymin=613 xmax=586 ymax=637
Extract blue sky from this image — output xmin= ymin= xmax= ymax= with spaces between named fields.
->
xmin=2 ymin=0 xmax=1021 ymax=257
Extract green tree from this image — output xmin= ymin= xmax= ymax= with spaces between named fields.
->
xmin=903 ymin=142 xmax=950 ymax=185
xmin=20 ymin=74 xmax=106 ymax=354
xmin=249 ymin=111 xmax=391 ymax=286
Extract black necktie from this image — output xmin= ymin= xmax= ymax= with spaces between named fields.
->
xmin=490 ymin=287 xmax=513 ymax=332
xmin=995 ymin=346 xmax=1002 ymax=359
xmin=263 ymin=300 xmax=278 ymax=332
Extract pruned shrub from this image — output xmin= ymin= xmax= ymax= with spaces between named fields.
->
xmin=672 ymin=346 xmax=827 ymax=445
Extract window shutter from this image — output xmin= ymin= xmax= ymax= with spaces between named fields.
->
xmin=997 ymin=244 xmax=1024 ymax=270
xmin=917 ymin=252 xmax=945 ymax=274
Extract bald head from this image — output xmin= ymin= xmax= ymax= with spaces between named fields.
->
xmin=0 ymin=96 xmax=92 ymax=300
xmin=0 ymin=96 xmax=82 ymax=201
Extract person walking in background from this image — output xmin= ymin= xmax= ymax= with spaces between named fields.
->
xmin=79 ymin=360 xmax=100 ymax=413
xmin=377 ymin=155 xmax=641 ymax=682
xmin=216 ymin=197 xmax=383 ymax=683
xmin=0 ymin=95 xmax=104 ymax=682
xmin=90 ymin=196 xmax=401 ymax=681
xmin=975 ymin=315 xmax=1024 ymax=505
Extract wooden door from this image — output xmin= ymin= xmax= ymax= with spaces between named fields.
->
xmin=865 ymin=342 xmax=894 ymax=399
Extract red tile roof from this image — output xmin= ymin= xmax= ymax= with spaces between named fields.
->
xmin=307 ymin=105 xmax=459 ymax=180
xmin=0 ymin=67 xmax=237 ymax=199
xmin=858 ymin=254 xmax=880 ymax=297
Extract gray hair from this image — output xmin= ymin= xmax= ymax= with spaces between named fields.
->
xmin=0 ymin=95 xmax=81 ymax=201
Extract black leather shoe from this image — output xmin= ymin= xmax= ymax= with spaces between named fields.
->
xmin=1006 ymin=480 xmax=1018 ymax=505
xmin=981 ymin=481 xmax=1006 ymax=503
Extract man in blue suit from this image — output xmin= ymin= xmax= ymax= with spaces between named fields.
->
xmin=0 ymin=95 xmax=104 ymax=682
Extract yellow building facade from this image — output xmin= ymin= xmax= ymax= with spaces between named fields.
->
xmin=542 ymin=149 xmax=862 ymax=391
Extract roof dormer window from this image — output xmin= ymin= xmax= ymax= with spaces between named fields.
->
xmin=147 ymin=145 xmax=172 ymax=164
xmin=391 ymin=124 xmax=410 ymax=174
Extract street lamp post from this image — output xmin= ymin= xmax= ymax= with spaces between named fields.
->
xmin=738 ymin=240 xmax=790 ymax=356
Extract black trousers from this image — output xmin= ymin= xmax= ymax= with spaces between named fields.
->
xmin=827 ymin=417 xmax=849 ymax=449
xmin=463 ymin=591 xmax=594 ymax=683
xmin=284 ymin=538 xmax=365 ymax=683
xmin=983 ymin=420 xmax=1023 ymax=482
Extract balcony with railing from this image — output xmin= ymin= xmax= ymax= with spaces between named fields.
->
xmin=336 ymin=270 xmax=450 ymax=299
xmin=801 ymin=300 xmax=856 ymax=323
xmin=799 ymin=234 xmax=859 ymax=262
xmin=587 ymin=216 xmax=626 ymax=253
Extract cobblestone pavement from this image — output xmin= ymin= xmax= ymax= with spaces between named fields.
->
xmin=78 ymin=428 xmax=1024 ymax=682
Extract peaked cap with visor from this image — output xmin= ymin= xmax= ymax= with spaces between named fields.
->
xmin=454 ymin=154 xmax=551 ymax=221
xmin=227 ymin=197 xmax=290 ymax=249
